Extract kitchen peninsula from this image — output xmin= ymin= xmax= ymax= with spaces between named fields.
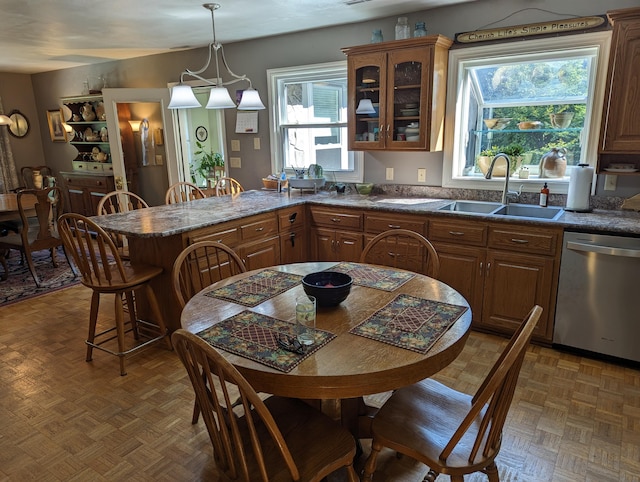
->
xmin=93 ymin=189 xmax=640 ymax=336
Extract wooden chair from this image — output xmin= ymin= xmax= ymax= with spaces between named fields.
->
xmin=360 ymin=228 xmax=441 ymax=278
xmin=172 ymin=329 xmax=359 ymax=482
xmin=362 ymin=305 xmax=544 ymax=482
xmin=21 ymin=166 xmax=53 ymax=189
xmin=97 ymin=191 xmax=149 ymax=259
xmin=172 ymin=240 xmax=246 ymax=311
xmin=0 ymin=187 xmax=74 ymax=287
xmin=165 ymin=182 xmax=206 ymax=204
xmin=214 ymin=177 xmax=244 ymax=196
xmin=58 ymin=213 xmax=172 ymax=376
xmin=172 ymin=240 xmax=246 ymax=423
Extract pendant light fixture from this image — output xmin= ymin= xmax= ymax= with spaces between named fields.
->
xmin=168 ymin=3 xmax=265 ymax=111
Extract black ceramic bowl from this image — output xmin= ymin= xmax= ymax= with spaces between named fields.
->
xmin=301 ymin=271 xmax=353 ymax=307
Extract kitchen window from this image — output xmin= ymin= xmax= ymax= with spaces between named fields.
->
xmin=443 ymin=32 xmax=611 ymax=193
xmin=267 ymin=61 xmax=363 ymax=182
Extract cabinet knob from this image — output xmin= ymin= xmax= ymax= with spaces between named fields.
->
xmin=331 ymin=217 xmax=341 ymax=223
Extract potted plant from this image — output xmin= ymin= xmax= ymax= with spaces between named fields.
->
xmin=193 ymin=141 xmax=224 ymax=182
xmin=477 ymin=144 xmax=524 ymax=177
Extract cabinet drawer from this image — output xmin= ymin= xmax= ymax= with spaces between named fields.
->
xmin=239 ymin=214 xmax=278 ymax=242
xmin=278 ymin=205 xmax=306 ymax=231
xmin=310 ymin=208 xmax=362 ymax=230
xmin=189 ymin=224 xmax=240 ymax=246
xmin=429 ymin=219 xmax=487 ymax=247
xmin=63 ymin=175 xmax=112 ymax=190
xmin=364 ymin=213 xmax=426 ymax=235
xmin=488 ymin=225 xmax=560 ymax=256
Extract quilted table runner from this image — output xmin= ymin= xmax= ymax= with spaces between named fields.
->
xmin=197 ymin=310 xmax=335 ymax=372
xmin=350 ymin=294 xmax=468 ymax=354
xmin=205 ymin=269 xmax=303 ymax=307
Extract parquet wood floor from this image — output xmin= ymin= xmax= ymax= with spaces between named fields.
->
xmin=0 ymin=284 xmax=638 ymax=481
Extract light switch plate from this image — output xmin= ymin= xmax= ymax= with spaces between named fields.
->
xmin=230 ymin=157 xmax=241 ymax=168
xmin=253 ymin=137 xmax=260 ymax=150
xmin=386 ymin=167 xmax=394 ymax=180
xmin=604 ymin=174 xmax=617 ymax=191
xmin=418 ymin=168 xmax=426 ymax=182
xmin=231 ymin=140 xmax=240 ymax=151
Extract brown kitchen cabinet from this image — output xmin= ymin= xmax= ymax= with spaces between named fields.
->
xmin=342 ymin=35 xmax=452 ymax=151
xmin=598 ymin=7 xmax=640 ymax=172
xmin=279 ymin=205 xmax=307 ymax=264
xmin=309 ymin=206 xmax=363 ymax=262
xmin=429 ymin=217 xmax=561 ymax=344
xmin=60 ymin=171 xmax=115 ymax=216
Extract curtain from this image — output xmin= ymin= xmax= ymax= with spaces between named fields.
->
xmin=0 ymin=96 xmax=19 ymax=193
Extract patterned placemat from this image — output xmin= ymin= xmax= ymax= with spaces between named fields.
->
xmin=204 ymin=269 xmax=303 ymax=307
xmin=329 ymin=262 xmax=415 ymax=291
xmin=349 ymin=294 xmax=468 ymax=354
xmin=197 ymin=310 xmax=336 ymax=373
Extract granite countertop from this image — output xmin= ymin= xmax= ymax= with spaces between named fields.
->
xmin=92 ymin=189 xmax=640 ymax=238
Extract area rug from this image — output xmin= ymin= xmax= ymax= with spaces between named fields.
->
xmin=0 ymin=247 xmax=79 ymax=306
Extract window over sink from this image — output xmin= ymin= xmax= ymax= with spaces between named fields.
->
xmin=443 ymin=32 xmax=611 ymax=194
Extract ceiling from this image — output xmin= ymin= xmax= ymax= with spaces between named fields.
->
xmin=0 ymin=0 xmax=475 ymax=74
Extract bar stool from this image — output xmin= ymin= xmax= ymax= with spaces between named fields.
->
xmin=58 ymin=213 xmax=172 ymax=375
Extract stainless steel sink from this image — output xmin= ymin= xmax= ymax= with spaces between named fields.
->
xmin=438 ymin=200 xmax=503 ymax=214
xmin=491 ymin=204 xmax=564 ymax=220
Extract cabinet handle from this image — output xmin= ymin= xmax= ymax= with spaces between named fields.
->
xmin=289 ymin=232 xmax=296 ymax=248
xmin=387 ymin=251 xmax=397 ymax=258
xmin=388 ymin=224 xmax=401 ymax=229
xmin=331 ymin=217 xmax=341 ymax=223
xmin=479 ymin=261 xmax=483 ymax=275
xmin=288 ymin=213 xmax=297 ymax=224
xmin=448 ymin=231 xmax=465 ymax=236
xmin=486 ymin=262 xmax=491 ymax=276
xmin=510 ymin=238 xmax=529 ymax=244
xmin=255 ymin=226 xmax=264 ymax=232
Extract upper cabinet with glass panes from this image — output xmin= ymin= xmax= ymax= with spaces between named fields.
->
xmin=342 ymin=36 xmax=453 ymax=152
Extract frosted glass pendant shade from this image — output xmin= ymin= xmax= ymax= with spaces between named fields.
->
xmin=237 ymin=88 xmax=266 ymax=110
xmin=356 ymin=98 xmax=376 ymax=114
xmin=206 ymin=87 xmax=237 ymax=109
xmin=168 ymin=85 xmax=202 ymax=109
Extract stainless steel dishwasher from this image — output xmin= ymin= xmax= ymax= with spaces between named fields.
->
xmin=554 ymin=231 xmax=640 ymax=362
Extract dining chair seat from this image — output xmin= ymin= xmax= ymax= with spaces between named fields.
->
xmin=58 ymin=213 xmax=172 ymax=376
xmin=172 ymin=329 xmax=359 ymax=482
xmin=363 ymin=305 xmax=543 ymax=482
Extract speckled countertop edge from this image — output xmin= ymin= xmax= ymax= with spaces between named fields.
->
xmin=92 ymin=189 xmax=640 ymax=238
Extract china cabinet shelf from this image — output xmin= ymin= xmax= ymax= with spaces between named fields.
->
xmin=70 ymin=141 xmax=110 ymax=146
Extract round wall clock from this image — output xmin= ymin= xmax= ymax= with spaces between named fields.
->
xmin=8 ymin=110 xmax=29 ymax=138
xmin=195 ymin=125 xmax=208 ymax=142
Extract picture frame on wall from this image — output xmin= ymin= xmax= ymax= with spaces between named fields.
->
xmin=46 ymin=109 xmax=67 ymax=142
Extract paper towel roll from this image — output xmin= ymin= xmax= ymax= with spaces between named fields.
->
xmin=565 ymin=164 xmax=594 ymax=212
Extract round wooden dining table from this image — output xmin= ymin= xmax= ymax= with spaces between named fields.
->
xmin=180 ymin=261 xmax=472 ymax=438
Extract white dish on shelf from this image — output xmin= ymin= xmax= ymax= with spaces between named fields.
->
xmin=604 ymin=167 xmax=639 ymax=173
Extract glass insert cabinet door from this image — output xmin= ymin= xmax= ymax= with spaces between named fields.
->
xmin=347 ymin=47 xmax=432 ymax=150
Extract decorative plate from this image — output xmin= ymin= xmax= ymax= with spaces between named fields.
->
xmin=195 ymin=125 xmax=208 ymax=142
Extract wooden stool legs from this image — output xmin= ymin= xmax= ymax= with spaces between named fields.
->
xmin=85 ymin=286 xmax=171 ymax=376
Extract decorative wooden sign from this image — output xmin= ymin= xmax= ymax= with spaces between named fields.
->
xmin=455 ymin=16 xmax=607 ymax=44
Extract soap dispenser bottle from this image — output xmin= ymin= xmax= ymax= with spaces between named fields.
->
xmin=539 ymin=182 xmax=549 ymax=207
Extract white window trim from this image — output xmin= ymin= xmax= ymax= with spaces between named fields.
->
xmin=442 ymin=31 xmax=612 ymax=195
xmin=267 ymin=61 xmax=363 ymax=183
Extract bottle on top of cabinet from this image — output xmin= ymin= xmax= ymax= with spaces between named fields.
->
xmin=414 ymin=22 xmax=427 ymax=37
xmin=395 ymin=17 xmax=410 ymax=40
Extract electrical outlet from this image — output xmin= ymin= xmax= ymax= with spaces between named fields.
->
xmin=231 ymin=140 xmax=240 ymax=151
xmin=230 ymin=157 xmax=241 ymax=168
xmin=604 ymin=174 xmax=617 ymax=191
xmin=386 ymin=167 xmax=394 ymax=180
xmin=253 ymin=137 xmax=260 ymax=150
xmin=418 ymin=168 xmax=426 ymax=182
